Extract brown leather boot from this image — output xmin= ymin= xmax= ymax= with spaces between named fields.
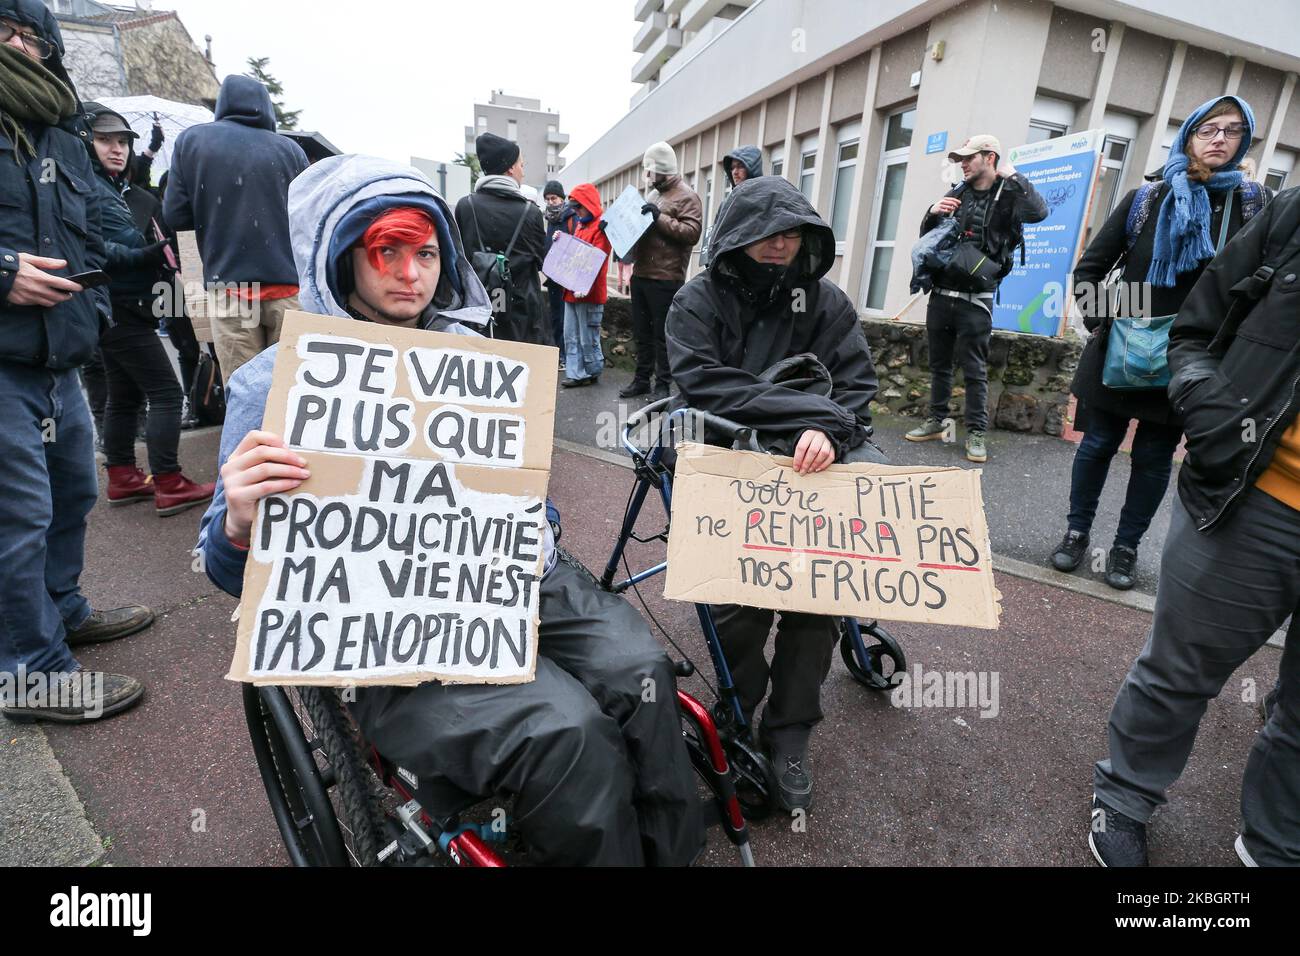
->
xmin=106 ymin=464 xmax=153 ymax=506
xmin=152 ymin=471 xmax=215 ymax=517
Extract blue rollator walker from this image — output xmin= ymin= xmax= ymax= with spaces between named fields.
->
xmin=602 ymin=398 xmax=908 ymax=820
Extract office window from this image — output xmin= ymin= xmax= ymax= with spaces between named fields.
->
xmin=863 ymin=106 xmax=916 ymax=312
xmin=1085 ymin=134 xmax=1131 ymax=242
xmin=770 ymin=145 xmax=785 ymax=180
xmin=1266 ymin=169 xmax=1287 ymax=191
xmin=507 ymin=120 xmax=518 ymax=142
xmin=799 ymin=151 xmax=817 ymax=200
xmin=1027 ymin=120 xmax=1067 ymax=143
xmin=477 ymin=115 xmax=487 ymax=130
xmin=829 ymin=140 xmax=859 ymax=243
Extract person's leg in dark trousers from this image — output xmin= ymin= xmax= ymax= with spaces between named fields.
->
xmin=1066 ymin=405 xmax=1130 ymax=538
xmin=629 ymin=276 xmax=655 ymax=388
xmin=711 ymin=603 xmax=776 ymax=726
xmin=100 ymin=321 xmax=184 ymax=475
xmin=535 ymin=559 xmax=705 ymax=866
xmin=166 ymin=309 xmax=201 ymax=396
xmin=1094 ymin=489 xmax=1300 ymax=864
xmin=952 ymin=299 xmax=992 ymax=431
xmin=351 ymin=655 xmax=643 ymax=866
xmin=926 ymin=296 xmax=958 ymax=422
xmin=1113 ymin=419 xmax=1182 ymax=550
xmin=547 ymin=281 xmax=566 ymax=363
xmin=80 ymin=348 xmax=107 ymax=433
xmin=646 ymin=279 xmax=680 ymax=390
xmin=0 ymin=364 xmax=94 ymax=680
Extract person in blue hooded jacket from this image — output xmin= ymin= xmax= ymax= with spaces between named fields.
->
xmin=195 ymin=155 xmax=705 ymax=867
xmin=164 ymin=74 xmax=308 ymax=382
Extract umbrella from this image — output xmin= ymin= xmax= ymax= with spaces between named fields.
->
xmin=280 ymin=130 xmax=342 ymax=164
xmin=98 ymin=95 xmax=214 ymax=182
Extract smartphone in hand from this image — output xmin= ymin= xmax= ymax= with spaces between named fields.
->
xmin=67 ymin=270 xmax=111 ymax=289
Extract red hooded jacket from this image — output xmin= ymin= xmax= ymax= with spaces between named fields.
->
xmin=560 ymin=183 xmax=611 ymax=304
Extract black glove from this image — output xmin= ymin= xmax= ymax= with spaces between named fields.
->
xmin=640 ymin=202 xmax=660 ymax=221
xmin=148 ymin=123 xmax=165 ymax=153
xmin=138 ymin=240 xmax=168 ymax=266
xmin=598 ymin=219 xmax=608 ymax=231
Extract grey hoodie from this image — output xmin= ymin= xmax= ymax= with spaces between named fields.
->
xmin=196 ymin=155 xmax=553 ymax=598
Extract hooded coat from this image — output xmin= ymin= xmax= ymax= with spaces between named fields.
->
xmin=454 ymin=176 xmax=549 ymax=345
xmin=722 ymin=146 xmax=763 ymax=187
xmin=163 ymin=75 xmax=308 ymax=287
xmin=632 ymin=173 xmax=702 ymax=283
xmin=195 ymin=155 xmax=553 ymax=596
xmin=559 ymin=183 xmax=610 ymax=304
xmin=0 ymin=0 xmax=111 ymax=369
xmin=666 ymin=176 xmax=879 ymax=458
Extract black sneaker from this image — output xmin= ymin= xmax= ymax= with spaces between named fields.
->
xmin=560 ymin=376 xmax=597 ymax=389
xmin=1051 ymin=530 xmax=1090 ymax=572
xmin=1105 ymin=545 xmax=1138 ymax=591
xmin=2 ymin=671 xmax=144 ymax=724
xmin=760 ymin=725 xmax=813 ymax=812
xmin=619 ymin=381 xmax=651 ymax=398
xmin=1089 ymin=795 xmax=1148 ymax=866
xmin=65 ymin=605 xmax=155 ymax=647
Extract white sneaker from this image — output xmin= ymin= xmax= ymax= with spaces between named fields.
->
xmin=1234 ymin=834 xmax=1258 ymax=867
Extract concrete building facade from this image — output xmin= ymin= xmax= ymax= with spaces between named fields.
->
xmin=562 ymin=0 xmax=1300 ymax=323
xmin=464 ymin=90 xmax=569 ymax=192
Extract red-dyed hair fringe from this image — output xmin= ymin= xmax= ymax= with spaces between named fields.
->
xmin=362 ymin=208 xmax=436 ymax=279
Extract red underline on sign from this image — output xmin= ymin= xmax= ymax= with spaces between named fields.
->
xmin=742 ymin=544 xmax=902 ymax=563
xmin=917 ymin=562 xmax=981 ymax=572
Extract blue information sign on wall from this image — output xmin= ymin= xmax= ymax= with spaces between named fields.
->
xmin=925 ymin=131 xmax=948 ymax=155
xmin=991 ymin=131 xmax=1102 ymax=337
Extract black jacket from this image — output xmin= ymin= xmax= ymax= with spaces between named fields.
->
xmin=1072 ymin=183 xmax=1251 ymax=426
xmin=919 ymin=172 xmax=1048 ymax=285
xmin=0 ymin=0 xmax=110 ymax=369
xmin=454 ymin=178 xmax=550 ymax=345
xmin=163 ymin=75 xmax=307 ymax=286
xmin=1167 ymin=186 xmax=1300 ymax=532
xmin=666 ymin=176 xmax=878 ymax=457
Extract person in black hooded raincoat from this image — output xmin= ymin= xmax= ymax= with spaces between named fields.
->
xmin=665 ymin=175 xmax=881 ymax=811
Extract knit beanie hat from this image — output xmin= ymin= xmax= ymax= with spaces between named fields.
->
xmin=476 ymin=132 xmax=521 ymax=175
xmin=642 ymin=141 xmax=678 ymax=175
xmin=543 ymin=179 xmax=566 ymax=199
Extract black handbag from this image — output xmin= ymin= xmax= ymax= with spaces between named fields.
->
xmin=188 ymin=344 xmax=226 ymax=426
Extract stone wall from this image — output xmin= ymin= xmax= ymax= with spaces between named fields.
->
xmin=863 ymin=319 xmax=1082 ymax=436
xmin=598 ymin=295 xmax=1082 ymax=436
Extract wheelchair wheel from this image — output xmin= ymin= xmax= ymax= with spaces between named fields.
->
xmin=243 ymin=683 xmax=348 ymax=866
xmin=243 ymin=684 xmax=387 ymax=866
xmin=287 ymin=686 xmax=389 ymax=866
xmin=840 ymin=621 xmax=907 ymax=692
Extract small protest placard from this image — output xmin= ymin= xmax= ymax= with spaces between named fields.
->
xmin=602 ymin=185 xmax=654 ymax=260
xmin=227 ymin=311 xmax=557 ymax=687
xmin=542 ymin=232 xmax=607 ymax=295
xmin=664 ymin=444 xmax=1000 ymax=629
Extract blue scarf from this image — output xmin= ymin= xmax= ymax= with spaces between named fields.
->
xmin=1147 ymin=95 xmax=1255 ymax=287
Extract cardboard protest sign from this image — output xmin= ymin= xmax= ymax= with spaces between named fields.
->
xmin=602 ymin=185 xmax=654 ymax=260
xmin=664 ymin=444 xmax=1000 ymax=629
xmin=228 ymin=311 xmax=557 ymax=687
xmin=542 ymin=232 xmax=607 ymax=295
xmin=175 ymin=230 xmax=212 ymax=343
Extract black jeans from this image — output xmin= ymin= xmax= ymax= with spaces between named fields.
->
xmin=1066 ymin=403 xmax=1182 ymax=550
xmin=926 ymin=293 xmax=992 ymax=430
xmin=100 ymin=318 xmax=183 ymax=474
xmin=162 ymin=309 xmax=200 ymax=396
xmin=630 ymin=276 xmax=680 ymax=387
xmin=546 ymin=281 xmax=566 ymax=358
xmin=80 ymin=348 xmax=106 ymax=427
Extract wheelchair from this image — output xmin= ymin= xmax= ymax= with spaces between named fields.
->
xmin=601 ymin=398 xmax=908 ymax=820
xmin=242 ymin=543 xmax=757 ymax=867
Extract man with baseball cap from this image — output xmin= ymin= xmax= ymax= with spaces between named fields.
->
xmin=620 ymin=141 xmax=702 ymax=398
xmin=906 ymin=133 xmax=1047 ymax=463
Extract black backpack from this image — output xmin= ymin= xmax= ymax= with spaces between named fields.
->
xmin=188 ymin=344 xmax=225 ymax=426
xmin=465 ymin=196 xmax=530 ymax=339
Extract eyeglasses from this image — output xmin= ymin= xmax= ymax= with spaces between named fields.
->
xmin=0 ymin=22 xmax=56 ymax=60
xmin=1193 ymin=123 xmax=1246 ymax=141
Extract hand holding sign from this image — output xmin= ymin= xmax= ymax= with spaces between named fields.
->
xmin=221 ymin=430 xmax=311 ymax=545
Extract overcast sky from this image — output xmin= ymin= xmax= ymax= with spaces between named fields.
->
xmin=159 ymin=0 xmax=640 ymax=168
